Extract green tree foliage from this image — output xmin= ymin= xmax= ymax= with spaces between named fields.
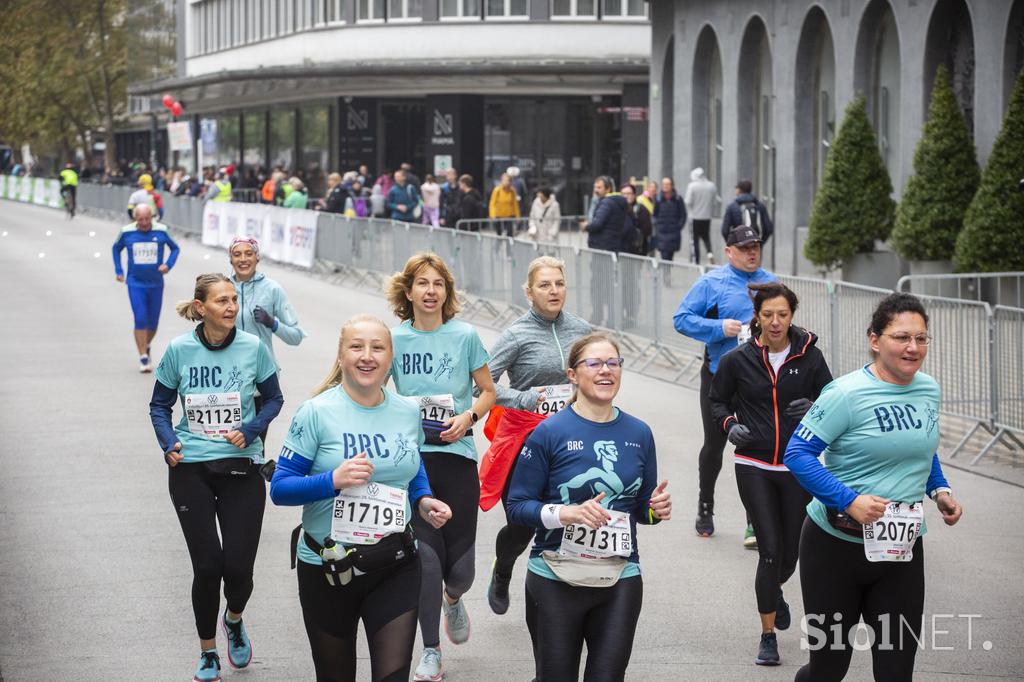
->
xmin=954 ymin=68 xmax=1024 ymax=271
xmin=805 ymin=96 xmax=896 ymax=271
xmin=0 ymin=0 xmax=127 ymax=170
xmin=891 ymin=66 xmax=979 ymax=261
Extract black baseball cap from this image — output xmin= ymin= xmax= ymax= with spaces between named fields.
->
xmin=726 ymin=225 xmax=761 ymax=246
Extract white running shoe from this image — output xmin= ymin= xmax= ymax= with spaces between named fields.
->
xmin=139 ymin=354 xmax=153 ymax=373
xmin=413 ymin=647 xmax=444 ymax=681
xmin=442 ymin=596 xmax=471 ymax=644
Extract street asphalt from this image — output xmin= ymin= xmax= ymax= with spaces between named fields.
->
xmin=0 ymin=200 xmax=1020 ymax=681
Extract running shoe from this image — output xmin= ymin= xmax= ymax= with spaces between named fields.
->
xmin=744 ymin=524 xmax=758 ymax=549
xmin=695 ymin=500 xmax=714 ymax=537
xmin=193 ymin=649 xmax=222 ymax=682
xmin=755 ymin=632 xmax=780 ymax=666
xmin=413 ymin=647 xmax=444 ymax=681
xmin=221 ymin=610 xmax=253 ymax=668
xmin=775 ymin=592 xmax=791 ymax=631
xmin=442 ymin=594 xmax=471 ymax=644
xmin=707 ymin=252 xmax=715 ymax=265
xmin=139 ymin=354 xmax=152 ymax=373
xmin=487 ymin=559 xmax=511 ymax=615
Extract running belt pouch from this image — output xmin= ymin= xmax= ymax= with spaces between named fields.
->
xmin=349 ymin=526 xmax=417 ymax=573
xmin=540 ymin=551 xmax=627 ymax=588
xmin=204 ymin=457 xmax=254 ymax=476
xmin=422 ymin=419 xmax=473 ymax=446
xmin=826 ymin=509 xmax=864 ymax=538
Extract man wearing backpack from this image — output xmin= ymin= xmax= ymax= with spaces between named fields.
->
xmin=720 ymin=179 xmax=774 ymax=243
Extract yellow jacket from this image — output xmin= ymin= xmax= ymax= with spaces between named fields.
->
xmin=489 ymin=186 xmax=521 ymax=219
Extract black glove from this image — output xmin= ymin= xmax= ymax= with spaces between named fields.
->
xmin=253 ymin=305 xmax=275 ymax=329
xmin=785 ymin=398 xmax=814 ymax=420
xmin=727 ymin=423 xmax=754 ymax=448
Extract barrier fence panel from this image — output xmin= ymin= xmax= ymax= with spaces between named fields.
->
xmin=992 ymin=306 xmax=1024 ymax=434
xmin=576 ymin=248 xmax=618 ymax=331
xmin=777 ymin=275 xmax=834 ymax=366
xmin=616 ymin=254 xmax=660 ymax=344
xmin=831 ymin=282 xmax=892 ymax=376
xmin=898 ymin=273 xmax=1024 ymax=309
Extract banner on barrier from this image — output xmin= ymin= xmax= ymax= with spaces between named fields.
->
xmin=202 ymin=202 xmax=317 ymax=268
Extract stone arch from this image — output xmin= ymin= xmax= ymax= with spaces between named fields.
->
xmin=855 ymin=0 xmax=901 ymax=185
xmin=1006 ymin=0 xmax=1024 ymax=110
xmin=924 ymin=0 xmax=975 ymax=133
xmin=691 ymin=25 xmax=723 ymax=188
xmin=794 ymin=5 xmax=836 ymax=225
xmin=737 ymin=15 xmax=774 ymax=198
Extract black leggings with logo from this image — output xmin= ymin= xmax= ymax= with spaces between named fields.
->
xmin=795 ymin=518 xmax=925 ymax=682
xmin=168 ymin=459 xmax=266 ymax=640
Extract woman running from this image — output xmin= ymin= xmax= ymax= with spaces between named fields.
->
xmin=709 ymin=282 xmax=832 ymax=665
xmin=507 ymin=333 xmax=672 ymax=682
xmin=270 ymin=314 xmax=452 ymax=682
xmin=785 ymin=292 xmax=963 ymax=681
xmin=149 ymin=273 xmax=284 ymax=682
xmin=384 ymin=253 xmax=496 ymax=682
xmin=481 ymin=255 xmax=592 ymax=616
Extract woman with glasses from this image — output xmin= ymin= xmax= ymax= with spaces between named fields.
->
xmin=507 ymin=333 xmax=672 ymax=682
xmin=784 ymin=293 xmax=963 ymax=681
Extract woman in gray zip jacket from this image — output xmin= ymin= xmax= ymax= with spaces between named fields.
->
xmin=483 ymin=255 xmax=592 ymax=616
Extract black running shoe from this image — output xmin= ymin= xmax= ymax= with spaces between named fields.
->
xmin=755 ymin=632 xmax=780 ymax=666
xmin=487 ymin=559 xmax=511 ymax=615
xmin=775 ymin=592 xmax=791 ymax=631
xmin=695 ymin=500 xmax=714 ymax=537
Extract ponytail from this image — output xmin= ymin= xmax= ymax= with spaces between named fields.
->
xmin=176 ymin=273 xmax=232 ymax=322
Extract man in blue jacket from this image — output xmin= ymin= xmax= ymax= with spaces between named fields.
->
xmin=673 ymin=225 xmax=776 ymax=541
xmin=585 ymin=176 xmax=629 ymax=327
xmin=653 ymin=176 xmax=687 ymax=261
xmin=720 ymin=179 xmax=774 ymax=243
xmin=386 ymin=169 xmax=420 ymax=222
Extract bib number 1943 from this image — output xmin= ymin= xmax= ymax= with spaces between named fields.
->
xmin=534 ymin=384 xmax=572 ymax=416
xmin=559 ymin=509 xmax=632 ymax=559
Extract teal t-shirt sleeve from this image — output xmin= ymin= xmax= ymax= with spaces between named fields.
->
xmin=468 ymin=329 xmax=489 ymax=372
xmin=255 ymin=342 xmax=276 ymax=383
xmin=801 ymin=382 xmax=851 ymax=444
xmin=281 ymin=401 xmax=320 ymax=461
xmin=155 ymin=345 xmax=179 ymax=388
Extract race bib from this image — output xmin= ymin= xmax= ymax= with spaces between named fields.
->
xmin=533 ymin=384 xmax=572 ymax=416
xmin=132 ymin=241 xmax=158 ymax=264
xmin=185 ymin=392 xmax=241 ymax=439
xmin=559 ymin=509 xmax=632 ymax=559
xmin=863 ymin=502 xmax=923 ymax=562
xmin=331 ymin=482 xmax=408 ymax=545
xmin=417 ymin=394 xmax=455 ymax=422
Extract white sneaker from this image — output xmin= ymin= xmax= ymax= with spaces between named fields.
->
xmin=139 ymin=354 xmax=153 ymax=373
xmin=707 ymin=252 xmax=715 ymax=265
xmin=413 ymin=647 xmax=444 ymax=681
xmin=442 ymin=595 xmax=471 ymax=644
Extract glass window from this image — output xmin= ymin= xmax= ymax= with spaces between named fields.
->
xmin=552 ymin=0 xmax=595 ymax=17
xmin=601 ymin=0 xmax=644 ymax=17
xmin=243 ymin=112 xmax=266 ymax=170
xmin=358 ymin=0 xmax=385 ymax=21
xmin=388 ymin=0 xmax=422 ymax=19
xmin=487 ymin=0 xmax=527 ymax=18
xmin=217 ymin=114 xmax=241 ymax=169
xmin=300 ymin=105 xmax=330 ymax=197
xmin=269 ymin=109 xmax=296 ymax=172
xmin=441 ymin=0 xmax=480 ymax=17
xmin=326 ymin=0 xmax=345 ymax=23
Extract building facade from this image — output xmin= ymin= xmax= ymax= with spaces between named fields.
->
xmin=127 ymin=0 xmax=652 ymax=211
xmin=649 ymin=0 xmax=1024 ymax=275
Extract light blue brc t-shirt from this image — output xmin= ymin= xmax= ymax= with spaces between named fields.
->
xmin=390 ymin=319 xmax=489 ymax=461
xmin=281 ymin=387 xmax=425 ymax=565
xmin=155 ymin=329 xmax=276 ymax=463
xmin=799 ymin=366 xmax=941 ymax=543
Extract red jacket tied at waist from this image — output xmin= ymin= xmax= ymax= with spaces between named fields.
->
xmin=478 ymin=406 xmax=547 ymax=511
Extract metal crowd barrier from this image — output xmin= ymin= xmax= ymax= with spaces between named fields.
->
xmin=897 ymin=272 xmax=1024 ymax=309
xmin=6 ymin=180 xmax=1022 ymax=465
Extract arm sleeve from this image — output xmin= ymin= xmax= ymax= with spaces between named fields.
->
xmin=708 ymin=355 xmax=739 ymax=433
xmin=634 ymin=428 xmax=661 ymax=525
xmin=112 ymin=233 xmax=126 ymax=277
xmin=239 ymin=373 xmax=283 ymax=446
xmin=149 ymin=380 xmax=180 ymax=456
xmin=784 ymin=432 xmax=858 ymax=511
xmin=272 ymin=286 xmax=307 ymax=346
xmin=269 ymin=404 xmax=335 ymax=506
xmin=487 ymin=330 xmax=540 ymax=410
xmin=408 ymin=458 xmax=433 ymax=507
xmin=672 ymin=277 xmax=725 ymax=344
xmin=164 ymin=232 xmax=181 ymax=270
xmin=926 ymin=454 xmax=950 ymax=496
xmin=588 ymin=199 xmax=608 ymax=233
xmin=506 ymin=432 xmax=551 ymax=528
xmin=760 ymin=204 xmax=775 ymax=241
xmin=677 ymin=197 xmax=687 ymax=226
xmin=720 ymin=206 xmax=735 ymax=240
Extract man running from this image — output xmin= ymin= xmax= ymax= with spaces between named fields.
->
xmin=112 ymin=203 xmax=180 ymax=372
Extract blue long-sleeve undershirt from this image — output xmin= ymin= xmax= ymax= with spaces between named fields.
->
xmin=784 ymin=432 xmax=951 ymax=511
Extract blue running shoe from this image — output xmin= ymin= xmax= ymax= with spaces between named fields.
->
xmin=775 ymin=591 xmax=791 ymax=631
xmin=193 ymin=649 xmax=221 ymax=682
xmin=222 ymin=610 xmax=253 ymax=669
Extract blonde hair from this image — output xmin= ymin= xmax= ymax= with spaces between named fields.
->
xmin=312 ymin=314 xmax=393 ymax=396
xmin=522 ymin=255 xmax=566 ymax=296
xmin=385 ymin=252 xmax=461 ymax=323
xmin=566 ymin=333 xmax=621 ymax=405
xmin=175 ymin=273 xmax=233 ymax=322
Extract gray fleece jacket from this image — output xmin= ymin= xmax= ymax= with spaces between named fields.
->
xmin=487 ymin=308 xmax=593 ymax=410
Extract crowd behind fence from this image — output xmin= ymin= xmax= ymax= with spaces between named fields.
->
xmin=5 ymin=177 xmax=1022 ymax=465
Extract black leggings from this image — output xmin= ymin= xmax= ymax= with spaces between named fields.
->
xmin=297 ymin=557 xmax=421 ymax=682
xmin=494 ymin=454 xmax=537 ymax=579
xmin=692 ymin=219 xmax=711 ymax=263
xmin=525 ymin=572 xmax=643 ymax=682
xmin=414 ymin=451 xmax=480 ymax=647
xmin=735 ymin=464 xmax=810 ymax=613
xmin=168 ymin=459 xmax=266 ymax=640
xmin=698 ymin=360 xmax=729 ymax=504
xmin=795 ymin=519 xmax=925 ymax=682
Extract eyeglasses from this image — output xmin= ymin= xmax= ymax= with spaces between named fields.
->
xmin=574 ymin=357 xmax=625 ymax=371
xmin=882 ymin=333 xmax=932 ymax=346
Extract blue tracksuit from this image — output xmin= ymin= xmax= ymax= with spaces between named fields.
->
xmin=112 ymin=222 xmax=180 ymax=330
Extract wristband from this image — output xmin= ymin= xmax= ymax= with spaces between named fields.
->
xmin=929 ymin=486 xmax=952 ymax=500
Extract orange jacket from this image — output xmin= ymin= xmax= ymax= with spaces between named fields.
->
xmin=478 ymin=407 xmax=547 ymax=511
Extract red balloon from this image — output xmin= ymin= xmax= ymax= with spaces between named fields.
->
xmin=162 ymin=94 xmax=174 ymax=108
xmin=171 ymin=102 xmax=183 ymax=117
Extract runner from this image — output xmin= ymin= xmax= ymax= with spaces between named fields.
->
xmin=127 ymin=173 xmax=163 ymax=219
xmin=784 ymin=292 xmax=963 ymax=681
xmin=112 ymin=203 xmax=180 ymax=372
xmin=148 ymin=273 xmax=284 ymax=682
xmin=673 ymin=224 xmax=776 ymax=542
xmin=708 ymin=282 xmax=832 ymax=665
xmin=507 ymin=333 xmax=671 ymax=682
xmin=269 ymin=314 xmax=453 ymax=682
xmin=384 ymin=253 xmax=496 ymax=682
xmin=480 ymin=255 xmax=592 ymax=617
